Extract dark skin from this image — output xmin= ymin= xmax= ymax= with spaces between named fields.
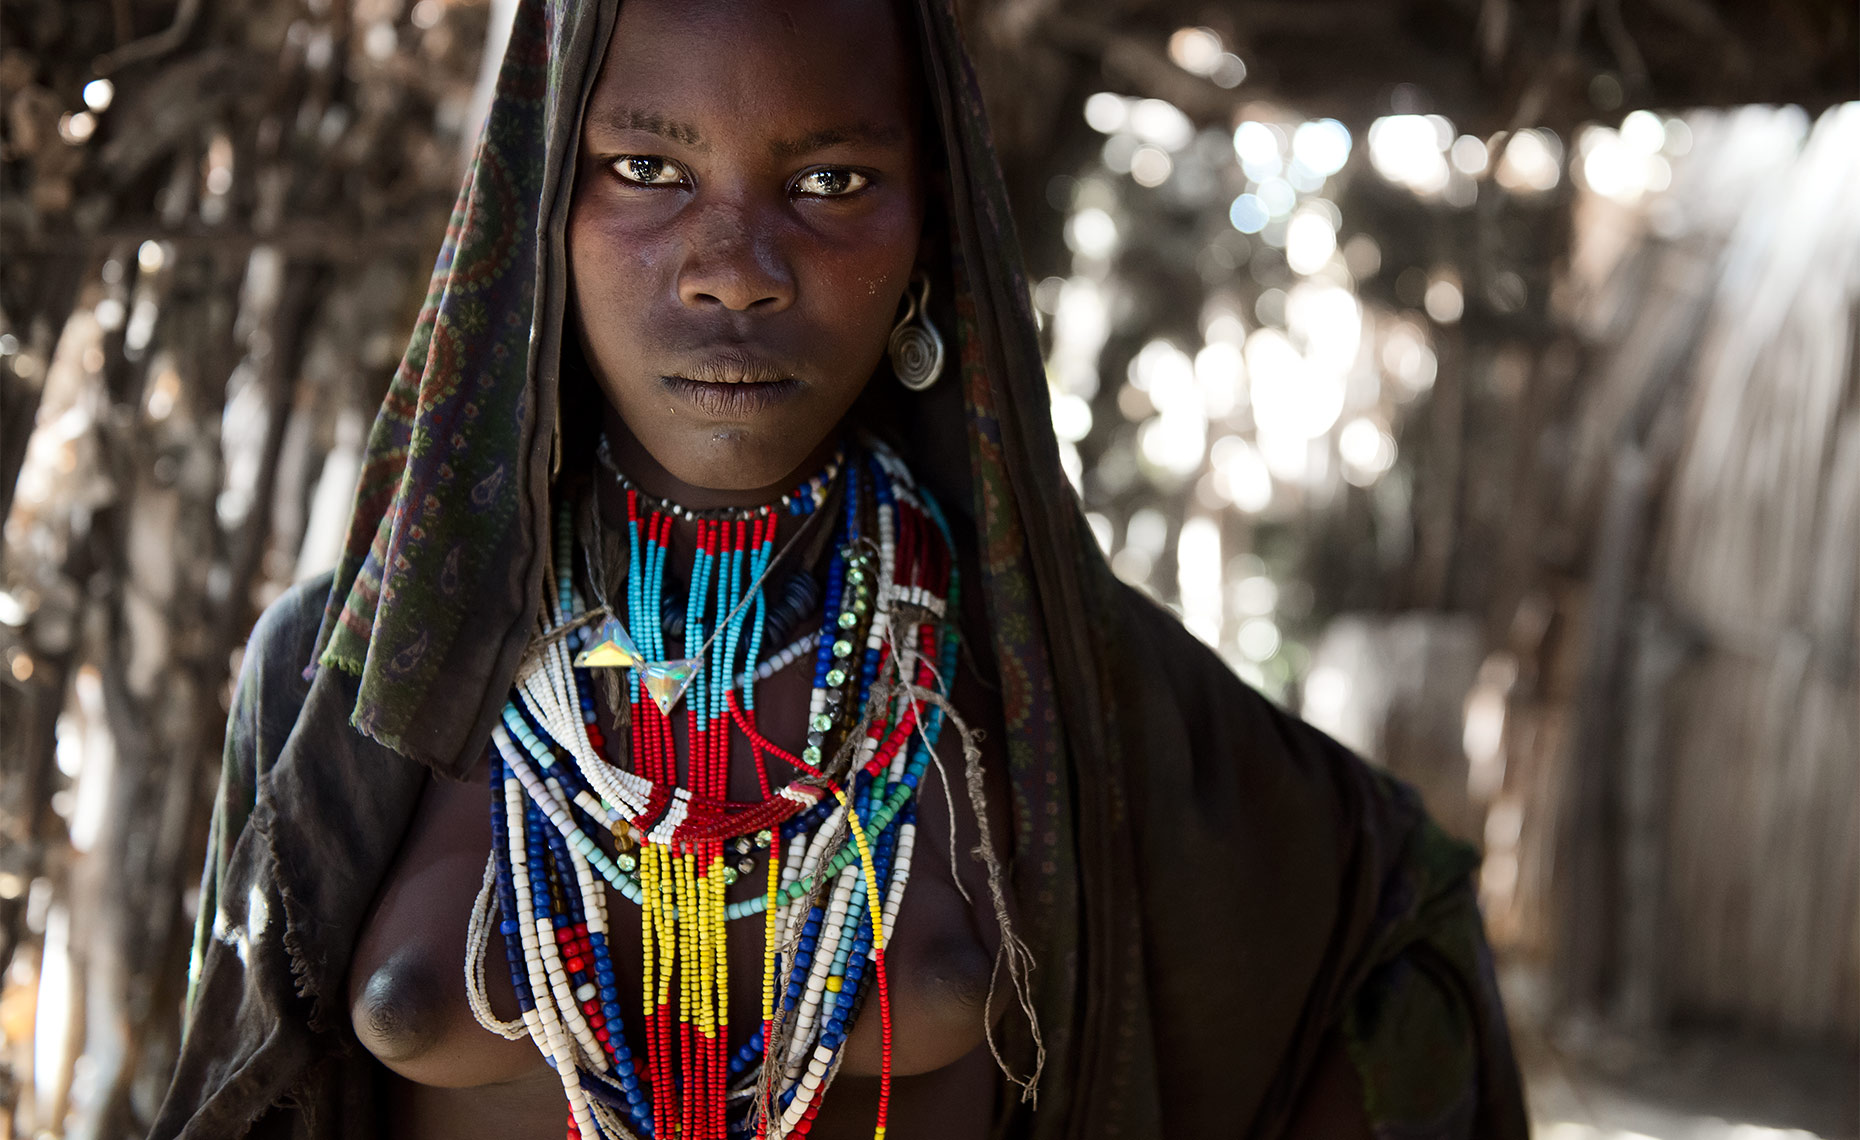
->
xmin=568 ymin=0 xmax=925 ymax=506
xmin=347 ymin=1 xmax=1374 ymax=1135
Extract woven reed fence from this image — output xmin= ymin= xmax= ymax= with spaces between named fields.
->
xmin=1488 ymin=104 xmax=1859 ymax=1043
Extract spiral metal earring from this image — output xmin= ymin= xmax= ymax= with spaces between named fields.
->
xmin=888 ymin=272 xmax=945 ymax=392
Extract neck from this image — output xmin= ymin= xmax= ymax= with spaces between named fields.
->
xmin=600 ymin=404 xmax=845 ymax=513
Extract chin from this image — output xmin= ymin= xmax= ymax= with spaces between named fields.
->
xmin=668 ymin=428 xmax=831 ymax=494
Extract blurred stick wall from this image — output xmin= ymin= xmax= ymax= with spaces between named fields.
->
xmin=1494 ymin=105 xmax=1860 ymax=1041
xmin=0 ymin=0 xmax=489 ymax=1130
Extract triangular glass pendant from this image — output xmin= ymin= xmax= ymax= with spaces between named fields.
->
xmin=641 ymin=658 xmax=701 ymax=716
xmin=573 ymin=617 xmax=699 ymax=714
xmin=575 ymin=618 xmax=645 ymax=668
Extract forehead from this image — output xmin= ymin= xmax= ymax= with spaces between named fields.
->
xmin=586 ymin=0 xmax=919 ymax=144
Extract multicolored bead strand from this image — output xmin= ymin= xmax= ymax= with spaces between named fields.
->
xmin=466 ymin=438 xmax=956 ymax=1140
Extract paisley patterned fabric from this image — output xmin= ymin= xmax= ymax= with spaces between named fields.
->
xmin=311 ymin=0 xmax=612 ymax=760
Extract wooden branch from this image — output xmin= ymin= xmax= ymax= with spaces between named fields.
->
xmin=0 ymin=254 xmax=88 ymax=530
xmin=92 ymin=0 xmax=204 ymax=75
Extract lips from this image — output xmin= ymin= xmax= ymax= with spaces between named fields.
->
xmin=661 ymin=351 xmax=804 ymax=418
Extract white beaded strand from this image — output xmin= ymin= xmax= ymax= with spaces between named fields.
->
xmin=783 ymin=865 xmax=860 ymax=1074
xmin=880 ymin=820 xmax=916 ymax=943
xmin=465 ymin=854 xmax=532 ymax=1041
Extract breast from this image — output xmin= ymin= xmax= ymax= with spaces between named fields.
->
xmin=837 ymin=896 xmax=999 ymax=1077
xmin=352 ymin=947 xmax=447 ymax=1064
xmin=347 ymin=737 xmax=1008 ymax=1090
xmin=347 ymin=759 xmax=543 ymax=1088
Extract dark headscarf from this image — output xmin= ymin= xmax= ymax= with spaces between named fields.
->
xmin=159 ymin=1 xmax=1528 ymax=1136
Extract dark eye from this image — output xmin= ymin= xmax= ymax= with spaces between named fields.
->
xmin=794 ymin=168 xmax=868 ymax=197
xmin=612 ymin=156 xmax=687 ymax=187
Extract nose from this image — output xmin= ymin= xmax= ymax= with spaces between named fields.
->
xmin=675 ymin=198 xmax=795 ymax=313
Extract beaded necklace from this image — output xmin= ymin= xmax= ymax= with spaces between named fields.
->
xmin=598 ymin=434 xmax=844 ymax=522
xmin=468 ymin=438 xmax=959 ymax=1140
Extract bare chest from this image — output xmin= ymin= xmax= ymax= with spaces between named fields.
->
xmin=345 ymin=664 xmax=1010 ymax=1139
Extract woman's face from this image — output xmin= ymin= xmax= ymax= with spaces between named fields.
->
xmin=568 ymin=0 xmax=925 ymax=501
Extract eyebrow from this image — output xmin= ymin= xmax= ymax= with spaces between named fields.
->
xmin=590 ymin=108 xmax=707 ymax=148
xmin=768 ymin=122 xmax=908 ymax=161
xmin=591 ymin=107 xmax=907 ymax=162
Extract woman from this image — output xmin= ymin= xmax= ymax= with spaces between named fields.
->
xmin=153 ymin=1 xmax=1528 ymax=1137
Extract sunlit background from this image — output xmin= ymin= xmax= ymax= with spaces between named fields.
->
xmin=2 ymin=1 xmax=1856 ymax=1136
xmin=1033 ymin=71 xmax=1856 ymax=1140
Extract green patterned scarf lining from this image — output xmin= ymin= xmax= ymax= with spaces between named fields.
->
xmin=312 ymin=0 xmax=613 ymax=758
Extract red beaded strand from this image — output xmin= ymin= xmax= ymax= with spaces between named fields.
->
xmin=553 ymin=456 xmax=951 ymax=1140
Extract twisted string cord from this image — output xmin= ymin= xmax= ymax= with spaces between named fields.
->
xmin=898 ymin=678 xmax=1044 ymax=1106
xmin=879 ymin=605 xmax=1044 ymax=1106
xmin=464 ymin=853 xmax=532 ymax=1041
xmin=884 ymin=603 xmax=971 ymax=910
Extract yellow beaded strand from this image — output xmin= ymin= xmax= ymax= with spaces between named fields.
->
xmin=677 ymin=848 xmax=697 ymax=1039
xmin=653 ymin=848 xmax=677 ymax=1011
xmin=834 ymin=788 xmax=891 ymax=1140
xmin=762 ymin=839 xmax=780 ymax=1024
xmin=639 ymin=844 xmax=659 ymax=1012
xmin=698 ymin=850 xmax=720 ymax=1045
xmin=712 ymin=848 xmax=729 ymax=1040
xmin=710 ymin=847 xmax=730 ymax=1137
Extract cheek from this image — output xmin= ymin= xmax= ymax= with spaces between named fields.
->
xmin=567 ymin=204 xmax=671 ymax=318
xmin=802 ymin=222 xmax=922 ymax=348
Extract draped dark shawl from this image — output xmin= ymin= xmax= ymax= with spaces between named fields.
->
xmin=152 ymin=1 xmax=1529 ymax=1136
